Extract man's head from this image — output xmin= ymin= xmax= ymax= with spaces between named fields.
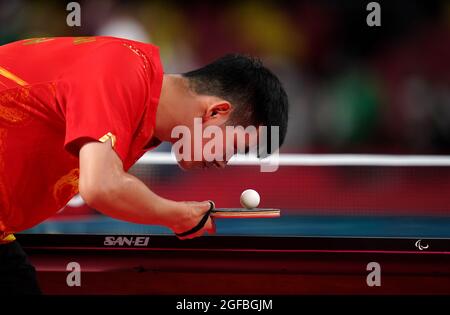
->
xmin=161 ymin=54 xmax=289 ymax=170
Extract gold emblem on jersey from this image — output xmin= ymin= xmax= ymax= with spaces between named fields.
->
xmin=73 ymin=37 xmax=96 ymax=45
xmin=22 ymin=38 xmax=55 ymax=46
xmin=53 ymin=168 xmax=80 ymax=204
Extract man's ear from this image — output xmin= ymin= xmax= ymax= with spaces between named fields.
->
xmin=203 ymin=101 xmax=232 ymax=122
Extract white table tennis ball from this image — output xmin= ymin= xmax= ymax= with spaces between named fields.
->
xmin=240 ymin=189 xmax=260 ymax=209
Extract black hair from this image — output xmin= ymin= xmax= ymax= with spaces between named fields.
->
xmin=183 ymin=54 xmax=289 ymax=151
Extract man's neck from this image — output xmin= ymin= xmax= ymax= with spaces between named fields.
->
xmin=154 ymin=74 xmax=183 ymax=142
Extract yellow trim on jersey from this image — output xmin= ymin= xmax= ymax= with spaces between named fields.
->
xmin=0 ymin=66 xmax=28 ymax=86
xmin=99 ymin=132 xmax=117 ymax=148
xmin=0 ymin=233 xmax=16 ymax=244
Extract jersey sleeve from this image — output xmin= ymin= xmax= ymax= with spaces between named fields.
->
xmin=63 ymin=42 xmax=149 ymax=163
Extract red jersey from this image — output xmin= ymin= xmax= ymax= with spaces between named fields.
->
xmin=0 ymin=36 xmax=163 ymax=234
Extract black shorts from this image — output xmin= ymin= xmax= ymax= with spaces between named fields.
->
xmin=0 ymin=240 xmax=41 ymax=295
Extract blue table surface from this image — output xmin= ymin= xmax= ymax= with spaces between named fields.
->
xmin=22 ymin=214 xmax=450 ymax=238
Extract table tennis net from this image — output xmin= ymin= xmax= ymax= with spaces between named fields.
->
xmin=122 ymin=153 xmax=450 ymax=217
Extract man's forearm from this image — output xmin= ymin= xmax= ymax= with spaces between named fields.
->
xmin=87 ymin=172 xmax=185 ymax=228
xmin=78 ymin=140 xmax=188 ymax=231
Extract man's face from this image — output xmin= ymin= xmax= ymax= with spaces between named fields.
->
xmin=174 ymin=120 xmax=259 ymax=171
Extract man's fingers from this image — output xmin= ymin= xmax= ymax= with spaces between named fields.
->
xmin=177 ymin=217 xmax=215 ymax=240
xmin=178 ymin=229 xmax=205 ymax=240
xmin=184 ymin=200 xmax=210 ymax=209
xmin=201 ymin=200 xmax=213 ymax=213
xmin=175 ymin=200 xmax=216 ymax=240
xmin=205 ymin=217 xmax=216 ymax=235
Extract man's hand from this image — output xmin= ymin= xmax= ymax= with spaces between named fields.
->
xmin=170 ymin=201 xmax=216 ymax=240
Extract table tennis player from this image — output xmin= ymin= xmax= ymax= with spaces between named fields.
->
xmin=0 ymin=36 xmax=288 ymax=294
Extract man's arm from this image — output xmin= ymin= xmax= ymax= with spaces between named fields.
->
xmin=78 ymin=140 xmax=214 ymax=238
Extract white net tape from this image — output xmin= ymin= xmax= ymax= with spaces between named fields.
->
xmin=137 ymin=152 xmax=450 ymax=167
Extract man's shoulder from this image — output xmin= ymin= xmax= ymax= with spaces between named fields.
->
xmin=87 ymin=37 xmax=161 ymax=74
xmin=94 ymin=36 xmax=159 ymax=59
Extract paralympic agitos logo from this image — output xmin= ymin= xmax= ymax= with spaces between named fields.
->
xmin=414 ymin=239 xmax=429 ymax=251
xmin=104 ymin=236 xmax=150 ymax=247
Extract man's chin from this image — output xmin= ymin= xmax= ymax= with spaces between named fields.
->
xmin=177 ymin=160 xmax=201 ymax=171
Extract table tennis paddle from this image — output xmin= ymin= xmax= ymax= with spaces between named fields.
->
xmin=210 ymin=208 xmax=280 ymax=218
xmin=208 ymin=201 xmax=281 ymax=218
xmin=175 ymin=201 xmax=280 ymax=238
